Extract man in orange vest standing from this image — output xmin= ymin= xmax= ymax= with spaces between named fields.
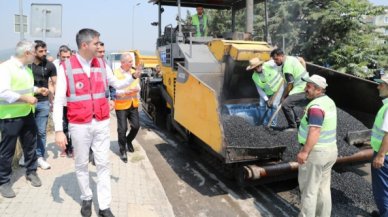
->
xmin=111 ymin=52 xmax=141 ymax=163
xmin=53 ymin=29 xmax=140 ymax=217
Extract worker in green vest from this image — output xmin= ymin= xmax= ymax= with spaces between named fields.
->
xmin=191 ymin=5 xmax=208 ymax=37
xmin=0 ymin=40 xmax=49 ymax=198
xmin=271 ymin=48 xmax=309 ymax=132
xmin=297 ymin=74 xmax=337 ymax=217
xmin=370 ymin=73 xmax=388 ymax=217
xmin=247 ymin=57 xmax=284 ymax=126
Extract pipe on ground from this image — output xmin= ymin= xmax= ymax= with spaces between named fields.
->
xmin=243 ymin=149 xmax=373 ymax=181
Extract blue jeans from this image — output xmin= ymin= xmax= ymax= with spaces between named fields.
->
xmin=371 ymin=152 xmax=388 ymax=217
xmin=35 ymin=100 xmax=50 ymax=158
xmin=258 ymin=85 xmax=284 ymax=126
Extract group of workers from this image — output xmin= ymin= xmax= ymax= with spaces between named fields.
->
xmin=0 ymin=28 xmax=142 ymax=217
xmin=247 ymin=50 xmax=388 ymax=217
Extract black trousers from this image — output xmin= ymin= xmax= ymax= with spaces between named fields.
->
xmin=0 ymin=111 xmax=38 ymax=185
xmin=282 ymin=92 xmax=308 ymax=128
xmin=62 ymin=107 xmax=72 ymax=153
xmin=115 ymin=107 xmax=140 ymax=150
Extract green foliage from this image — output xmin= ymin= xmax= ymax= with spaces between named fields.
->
xmin=206 ymin=0 xmax=388 ymax=78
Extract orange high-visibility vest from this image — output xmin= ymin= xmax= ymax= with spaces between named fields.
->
xmin=113 ymin=68 xmax=140 ymax=110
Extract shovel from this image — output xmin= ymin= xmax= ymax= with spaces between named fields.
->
xmin=264 ymin=80 xmax=285 ymax=128
xmin=266 ymin=103 xmax=283 ymax=128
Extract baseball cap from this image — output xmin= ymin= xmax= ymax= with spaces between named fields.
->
xmin=302 ymin=74 xmax=328 ymax=89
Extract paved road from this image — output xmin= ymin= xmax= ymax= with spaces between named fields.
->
xmin=0 ymin=114 xmax=174 ymax=217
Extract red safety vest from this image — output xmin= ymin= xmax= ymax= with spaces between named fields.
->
xmin=63 ymin=56 xmax=109 ymax=124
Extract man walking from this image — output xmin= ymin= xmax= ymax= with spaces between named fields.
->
xmin=54 ymin=45 xmax=73 ymax=158
xmin=112 ymin=52 xmax=141 ymax=163
xmin=29 ymin=40 xmax=57 ymax=169
xmin=297 ymin=75 xmax=337 ymax=217
xmin=271 ymin=48 xmax=308 ymax=131
xmin=246 ymin=57 xmax=284 ymax=126
xmin=370 ymin=73 xmax=388 ymax=217
xmin=0 ymin=40 xmax=47 ymax=198
xmin=53 ymin=28 xmax=139 ymax=217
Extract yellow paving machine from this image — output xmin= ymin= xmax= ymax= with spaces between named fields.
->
xmin=141 ymin=0 xmax=378 ymax=183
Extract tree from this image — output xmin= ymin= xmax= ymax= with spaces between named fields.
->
xmin=206 ymin=0 xmax=387 ymax=78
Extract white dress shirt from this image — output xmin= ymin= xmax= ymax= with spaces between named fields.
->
xmin=0 ymin=57 xmax=37 ymax=103
xmin=53 ymin=53 xmax=135 ymax=131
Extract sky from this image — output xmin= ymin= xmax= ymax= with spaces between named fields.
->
xmin=0 ymin=0 xmax=196 ymax=56
xmin=0 ymin=0 xmax=387 ymax=59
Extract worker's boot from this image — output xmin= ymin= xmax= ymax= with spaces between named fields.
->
xmin=126 ymin=138 xmax=135 ymax=153
xmin=119 ymin=145 xmax=128 ymax=163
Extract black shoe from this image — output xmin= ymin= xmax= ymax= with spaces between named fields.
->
xmin=120 ymin=150 xmax=128 ymax=163
xmin=80 ymin=199 xmax=92 ymax=217
xmin=0 ymin=182 xmax=16 ymax=198
xmin=98 ymin=208 xmax=115 ymax=217
xmin=127 ymin=143 xmax=134 ymax=153
xmin=26 ymin=171 xmax=42 ymax=187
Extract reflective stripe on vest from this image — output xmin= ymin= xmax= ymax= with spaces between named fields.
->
xmin=64 ymin=56 xmax=109 ymax=124
xmin=113 ymin=68 xmax=140 ymax=110
xmin=252 ymin=63 xmax=283 ymax=96
xmin=191 ymin=14 xmax=208 ymax=37
xmin=298 ymin=95 xmax=337 ymax=148
xmin=371 ymin=102 xmax=388 ymax=153
xmin=65 ymin=59 xmax=107 ymax=102
xmin=0 ymin=88 xmax=34 ymax=105
xmin=0 ymin=62 xmax=35 ymax=119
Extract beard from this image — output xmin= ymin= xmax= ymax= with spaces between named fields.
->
xmin=37 ymin=55 xmax=47 ymax=62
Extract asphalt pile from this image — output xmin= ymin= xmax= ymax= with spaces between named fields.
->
xmin=290 ymin=171 xmax=376 ymax=216
xmin=222 ymin=107 xmax=367 ymax=161
xmin=222 ymin=115 xmax=292 ymax=148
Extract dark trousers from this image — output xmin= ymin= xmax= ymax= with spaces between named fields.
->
xmin=282 ymin=92 xmax=308 ymax=128
xmin=0 ymin=112 xmax=38 ymax=185
xmin=371 ymin=152 xmax=388 ymax=217
xmin=115 ymin=107 xmax=140 ymax=151
xmin=62 ymin=107 xmax=72 ymax=154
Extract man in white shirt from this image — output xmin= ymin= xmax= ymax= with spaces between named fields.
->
xmin=0 ymin=40 xmax=48 ymax=198
xmin=53 ymin=29 xmax=139 ymax=217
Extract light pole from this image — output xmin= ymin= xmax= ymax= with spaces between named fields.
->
xmin=132 ymin=2 xmax=141 ymax=49
xmin=19 ymin=0 xmax=24 ymax=40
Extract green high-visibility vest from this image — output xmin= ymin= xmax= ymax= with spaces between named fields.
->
xmin=0 ymin=60 xmax=35 ymax=119
xmin=252 ymin=63 xmax=283 ymax=96
xmin=191 ymin=14 xmax=208 ymax=37
xmin=282 ymin=56 xmax=308 ymax=95
xmin=371 ymin=101 xmax=388 ymax=153
xmin=298 ymin=95 xmax=337 ymax=148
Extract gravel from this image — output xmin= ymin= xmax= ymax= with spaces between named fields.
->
xmin=222 ymin=107 xmax=367 ymax=161
xmin=222 ymin=104 xmax=374 ymax=216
